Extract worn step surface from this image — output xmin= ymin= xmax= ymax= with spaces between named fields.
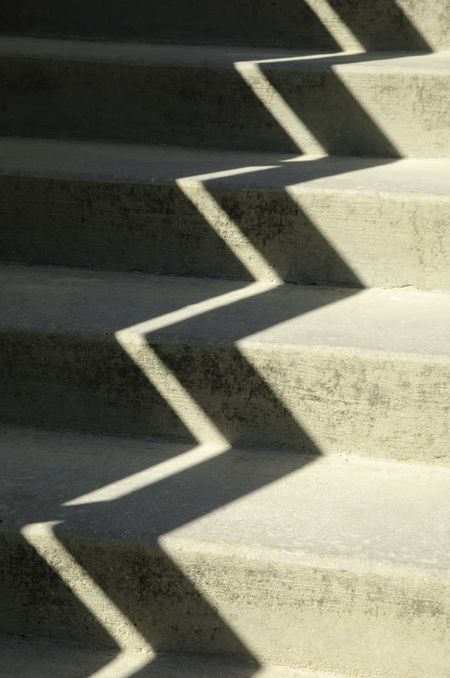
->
xmin=1 ymin=137 xmax=450 ymax=289
xmin=0 ymin=0 xmax=446 ymax=51
xmin=1 ymin=264 xmax=449 ymax=462
xmin=2 ymin=39 xmax=450 ymax=156
xmin=1 ymin=426 xmax=449 ymax=676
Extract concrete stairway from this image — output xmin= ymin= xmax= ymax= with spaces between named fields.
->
xmin=0 ymin=2 xmax=449 ymax=676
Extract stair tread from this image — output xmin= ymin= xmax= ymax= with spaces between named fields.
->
xmin=2 ymin=425 xmax=450 ymax=573
xmin=1 ymin=8 xmax=450 ymax=676
xmin=0 ymin=35 xmax=448 ymax=73
xmin=1 ymin=264 xmax=450 ymax=358
xmin=1 ymin=38 xmax=449 ymax=157
xmin=2 ymin=136 xmax=450 ymax=197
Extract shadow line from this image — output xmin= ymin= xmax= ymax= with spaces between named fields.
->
xmin=1 ymin=3 xmax=434 ymax=675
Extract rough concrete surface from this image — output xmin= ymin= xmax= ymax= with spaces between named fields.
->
xmin=0 ymin=138 xmax=449 ymax=289
xmin=0 ymin=634 xmax=321 ymax=677
xmin=0 ymin=426 xmax=450 ymax=676
xmin=0 ymin=0 xmax=448 ymax=51
xmin=0 ymin=265 xmax=449 ymax=461
xmin=1 ymin=39 xmax=450 ymax=155
xmin=1 ymin=635 xmax=332 ymax=678
xmin=1 ymin=0 xmax=449 ymax=673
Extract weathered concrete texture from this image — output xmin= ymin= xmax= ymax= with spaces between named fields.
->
xmin=1 ymin=39 xmax=450 ymax=156
xmin=0 ymin=634 xmax=118 ymax=677
xmin=0 ymin=0 xmax=446 ymax=51
xmin=0 ymin=265 xmax=449 ymax=463
xmin=0 ymin=635 xmax=330 ymax=678
xmin=1 ymin=427 xmax=450 ymax=676
xmin=1 ymin=138 xmax=450 ymax=289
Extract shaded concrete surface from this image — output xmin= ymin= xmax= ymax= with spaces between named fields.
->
xmin=0 ymin=265 xmax=449 ymax=461
xmin=1 ymin=40 xmax=450 ymax=155
xmin=0 ymin=139 xmax=384 ymax=286
xmin=2 ymin=139 xmax=450 ymax=290
xmin=0 ymin=1 xmax=447 ymax=675
xmin=1 ymin=427 xmax=450 ymax=675
xmin=0 ymin=634 xmax=328 ymax=678
xmin=0 ymin=0 xmax=439 ymax=50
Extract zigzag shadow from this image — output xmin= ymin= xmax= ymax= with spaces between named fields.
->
xmin=0 ymin=36 xmax=432 ymax=154
xmin=0 ymin=151 xmax=393 ymax=285
xmin=3 ymin=3 xmax=434 ymax=675
xmin=2 ymin=200 xmax=363 ymax=675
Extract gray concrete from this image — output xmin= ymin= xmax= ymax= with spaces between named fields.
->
xmin=2 ymin=39 xmax=450 ymax=156
xmin=0 ymin=0 xmax=446 ymax=51
xmin=2 ymin=0 xmax=450 ymax=673
xmin=0 ymin=635 xmax=317 ymax=678
xmin=0 ymin=265 xmax=449 ymax=462
xmin=0 ymin=634 xmax=318 ymax=677
xmin=1 ymin=426 xmax=450 ymax=676
xmin=1 ymin=137 xmax=450 ymax=289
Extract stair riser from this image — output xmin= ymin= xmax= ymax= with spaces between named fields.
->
xmin=2 ymin=174 xmax=450 ymax=290
xmin=0 ymin=0 xmax=445 ymax=51
xmin=0 ymin=177 xmax=250 ymax=283
xmin=2 ymin=533 xmax=449 ymax=676
xmin=1 ymin=54 xmax=450 ymax=156
xmin=2 ymin=330 xmax=449 ymax=462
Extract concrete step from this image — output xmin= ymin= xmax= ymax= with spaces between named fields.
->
xmin=1 ymin=137 xmax=450 ymax=290
xmin=1 ymin=426 xmax=449 ymax=676
xmin=1 ymin=38 xmax=450 ymax=156
xmin=1 ymin=264 xmax=450 ymax=463
xmin=0 ymin=0 xmax=446 ymax=52
xmin=0 ymin=635 xmax=312 ymax=678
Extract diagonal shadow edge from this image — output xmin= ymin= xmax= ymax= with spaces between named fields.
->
xmin=8 ymin=2 xmax=434 ymax=674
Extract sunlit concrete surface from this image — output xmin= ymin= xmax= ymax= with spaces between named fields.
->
xmin=1 ymin=0 xmax=450 ymax=674
xmin=2 ymin=138 xmax=450 ymax=289
xmin=0 ymin=264 xmax=449 ymax=462
xmin=1 ymin=39 xmax=450 ymax=155
xmin=1 ymin=427 xmax=450 ymax=676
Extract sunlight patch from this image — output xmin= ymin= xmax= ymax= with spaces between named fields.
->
xmin=65 ymin=443 xmax=228 ymax=506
